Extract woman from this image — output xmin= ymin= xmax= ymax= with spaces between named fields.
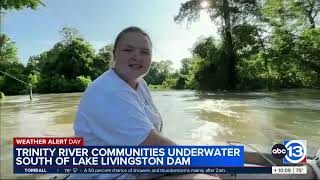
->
xmin=72 ymin=26 xmax=216 ymax=179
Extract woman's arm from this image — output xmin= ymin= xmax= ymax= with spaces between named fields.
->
xmin=140 ymin=129 xmax=177 ymax=146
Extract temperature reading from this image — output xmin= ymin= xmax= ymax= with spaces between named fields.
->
xmin=272 ymin=166 xmax=307 ymax=174
xmin=295 ymin=167 xmax=307 ymax=174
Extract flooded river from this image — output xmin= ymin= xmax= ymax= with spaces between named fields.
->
xmin=1 ymin=89 xmax=319 ymax=179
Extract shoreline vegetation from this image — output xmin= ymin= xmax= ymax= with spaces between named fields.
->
xmin=1 ymin=0 xmax=319 ymax=96
xmin=1 ymin=88 xmax=320 ymax=99
xmin=0 ymin=91 xmax=4 ymax=99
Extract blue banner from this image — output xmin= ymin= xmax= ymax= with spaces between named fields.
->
xmin=14 ymin=146 xmax=245 ymax=174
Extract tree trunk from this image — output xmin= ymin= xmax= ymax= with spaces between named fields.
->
xmin=258 ymin=34 xmax=271 ymax=90
xmin=222 ymin=0 xmax=236 ymax=89
xmin=306 ymin=0 xmax=316 ymax=28
xmin=307 ymin=12 xmax=316 ymax=28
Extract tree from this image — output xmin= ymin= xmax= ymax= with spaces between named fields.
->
xmin=174 ymin=58 xmax=192 ymax=89
xmin=261 ymin=0 xmax=320 ymax=88
xmin=144 ymin=60 xmax=173 ymax=85
xmin=75 ymin=75 xmax=92 ymax=92
xmin=296 ymin=28 xmax=320 ymax=74
xmin=191 ymin=37 xmax=231 ymax=90
xmin=91 ymin=45 xmax=112 ymax=79
xmin=0 ymin=34 xmax=19 ymax=66
xmin=289 ymin=0 xmax=320 ymax=29
xmin=0 ymin=35 xmax=27 ymax=95
xmin=59 ymin=26 xmax=82 ymax=45
xmin=0 ymin=0 xmax=45 ymax=94
xmin=39 ymin=27 xmax=94 ymax=79
xmin=33 ymin=27 xmax=96 ymax=93
xmin=180 ymin=58 xmax=192 ymax=75
xmin=263 ymin=0 xmax=320 ymax=30
xmin=55 ymin=38 xmax=95 ymax=79
xmin=0 ymin=0 xmax=45 ymax=10
xmin=174 ymin=0 xmax=263 ymax=90
xmin=25 ymin=55 xmax=41 ymax=75
xmin=39 ymin=42 xmax=65 ymax=78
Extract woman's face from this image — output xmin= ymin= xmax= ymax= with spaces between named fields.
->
xmin=114 ymin=32 xmax=152 ymax=81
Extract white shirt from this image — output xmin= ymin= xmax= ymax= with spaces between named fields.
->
xmin=70 ymin=69 xmax=163 ymax=179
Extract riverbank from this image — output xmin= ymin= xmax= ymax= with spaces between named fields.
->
xmin=3 ymin=87 xmax=320 ymax=97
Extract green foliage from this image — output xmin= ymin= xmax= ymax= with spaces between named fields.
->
xmin=91 ymin=45 xmax=112 ymax=79
xmin=3 ymin=27 xmax=101 ymax=94
xmin=0 ymin=0 xmax=45 ymax=10
xmin=175 ymin=75 xmax=188 ymax=89
xmin=297 ymin=28 xmax=320 ymax=73
xmin=174 ymin=58 xmax=193 ymax=89
xmin=188 ymin=37 xmax=233 ymax=90
xmin=25 ymin=55 xmax=41 ymax=75
xmin=2 ymin=2 xmax=320 ymax=95
xmin=184 ymin=56 xmax=203 ymax=89
xmin=173 ymin=0 xmax=320 ymax=91
xmin=48 ymin=75 xmax=74 ymax=93
xmin=1 ymin=63 xmax=28 ymax=95
xmin=39 ymin=75 xmax=90 ymax=93
xmin=0 ymin=91 xmax=4 ymax=99
xmin=262 ymin=0 xmax=319 ymax=30
xmin=174 ymin=0 xmax=262 ymax=26
xmin=180 ymin=58 xmax=192 ymax=75
xmin=0 ymin=34 xmax=19 ymax=68
xmin=237 ymin=53 xmax=270 ymax=89
xmin=292 ymin=0 xmax=320 ymax=29
xmin=26 ymin=27 xmax=98 ymax=94
xmin=55 ymin=38 xmax=95 ymax=79
xmin=28 ymin=73 xmax=39 ymax=90
xmin=75 ymin=76 xmax=92 ymax=92
xmin=0 ymin=34 xmax=28 ymax=95
xmin=59 ymin=27 xmax=82 ymax=45
xmin=161 ymin=78 xmax=177 ymax=89
xmin=144 ymin=60 xmax=173 ymax=85
xmin=0 ymin=76 xmax=5 ymax=87
xmin=232 ymin=24 xmax=263 ymax=58
xmin=262 ymin=0 xmax=293 ymax=27
xmin=0 ymin=0 xmax=46 ymax=95
xmin=175 ymin=0 xmax=264 ymax=90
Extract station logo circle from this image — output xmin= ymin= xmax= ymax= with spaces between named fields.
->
xmin=271 ymin=144 xmax=287 ymax=159
xmin=284 ymin=140 xmax=306 ymax=163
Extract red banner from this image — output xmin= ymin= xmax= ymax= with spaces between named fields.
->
xmin=13 ymin=137 xmax=83 ymax=146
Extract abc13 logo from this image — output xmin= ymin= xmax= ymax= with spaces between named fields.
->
xmin=271 ymin=140 xmax=307 ymax=164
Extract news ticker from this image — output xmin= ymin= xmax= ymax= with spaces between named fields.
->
xmin=20 ymin=166 xmax=304 ymax=174
xmin=12 ymin=138 xmax=308 ymax=174
xmin=19 ymin=166 xmax=307 ymax=174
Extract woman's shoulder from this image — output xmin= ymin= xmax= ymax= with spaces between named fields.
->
xmin=81 ymin=71 xmax=140 ymax=104
xmin=85 ymin=70 xmax=124 ymax=95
